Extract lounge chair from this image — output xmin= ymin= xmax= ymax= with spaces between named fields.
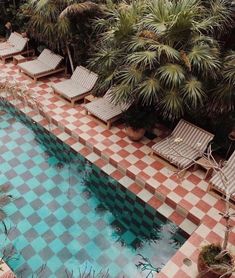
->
xmin=84 ymin=89 xmax=131 ymax=129
xmin=18 ymin=49 xmax=65 ymax=82
xmin=151 ymin=119 xmax=214 ymax=169
xmin=209 ymin=150 xmax=235 ymax=201
xmin=52 ymin=66 xmax=98 ymax=106
xmin=0 ymin=32 xmax=28 ymax=63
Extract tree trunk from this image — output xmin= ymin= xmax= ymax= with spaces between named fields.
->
xmin=66 ymin=43 xmax=74 ymax=73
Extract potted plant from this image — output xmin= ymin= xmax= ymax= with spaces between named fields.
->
xmin=123 ymin=105 xmax=156 ymax=141
xmin=197 ymin=182 xmax=235 ymax=278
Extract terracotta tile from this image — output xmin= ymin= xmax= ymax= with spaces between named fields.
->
xmin=118 ymin=159 xmax=132 ymax=169
xmin=187 ymin=174 xmax=201 ymax=185
xmin=134 ymin=160 xmax=148 ymax=170
xmin=202 ymin=215 xmax=217 ymax=229
xmin=133 ymin=149 xmax=146 ymax=159
xmin=110 ymin=170 xmax=124 ymax=180
xmin=153 ymin=172 xmax=168 ymax=183
xmin=147 ymin=196 xmax=163 ymax=209
xmin=165 ymin=197 xmax=177 ymax=209
xmin=128 ymin=183 xmax=142 ymax=194
xmin=116 ymin=139 xmax=129 ymax=148
xmin=196 ymin=200 xmax=211 ymax=213
xmin=94 ymin=158 xmax=107 ymax=169
xmin=117 ymin=149 xmax=130 ymax=158
xmin=169 ymin=211 xmax=185 ymax=226
xmin=150 ymin=160 xmax=164 ymax=170
xmin=205 ymin=231 xmax=222 ymax=243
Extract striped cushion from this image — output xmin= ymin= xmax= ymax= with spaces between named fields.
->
xmin=172 ymin=120 xmax=214 ymax=152
xmin=71 ymin=66 xmax=98 ymax=90
xmin=0 ymin=47 xmax=20 ymax=57
xmin=52 ymin=80 xmax=88 ymax=99
xmin=152 ymin=119 xmax=214 ymax=169
xmin=210 ymin=151 xmax=235 ymax=196
xmin=85 ymin=98 xmax=123 ymax=122
xmin=0 ymin=42 xmax=12 ymax=50
xmin=152 ymin=136 xmax=199 ymax=168
xmin=19 ymin=60 xmax=52 ymax=76
xmin=38 ymin=49 xmax=63 ymax=69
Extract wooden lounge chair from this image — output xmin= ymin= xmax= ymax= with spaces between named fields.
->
xmin=84 ymin=89 xmax=131 ymax=129
xmin=209 ymin=150 xmax=235 ymax=202
xmin=0 ymin=32 xmax=29 ymax=63
xmin=151 ymin=119 xmax=214 ymax=169
xmin=18 ymin=49 xmax=65 ymax=82
xmin=52 ymin=66 xmax=98 ymax=106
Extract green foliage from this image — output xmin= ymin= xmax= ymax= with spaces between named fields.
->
xmin=122 ymin=105 xmax=157 ymax=130
xmin=90 ymin=0 xmax=235 ymax=123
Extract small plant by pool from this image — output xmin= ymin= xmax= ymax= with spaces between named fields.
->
xmin=0 ymin=100 xmax=189 ymax=277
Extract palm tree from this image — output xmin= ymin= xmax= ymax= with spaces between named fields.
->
xmin=90 ymin=0 xmax=234 ymax=122
xmin=24 ymin=0 xmax=104 ymax=71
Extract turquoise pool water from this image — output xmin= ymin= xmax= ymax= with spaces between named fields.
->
xmin=0 ymin=101 xmax=188 ymax=277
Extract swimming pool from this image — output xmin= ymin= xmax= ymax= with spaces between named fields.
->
xmin=0 ymin=100 xmax=188 ymax=277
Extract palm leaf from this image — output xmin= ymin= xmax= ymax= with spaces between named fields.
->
xmin=141 ymin=0 xmax=172 ymax=35
xmin=137 ymin=76 xmax=161 ymax=105
xmin=158 ymin=63 xmax=185 ymax=88
xmin=180 ymin=77 xmax=206 ymax=108
xmin=117 ymin=67 xmax=142 ymax=86
xmin=149 ymin=43 xmax=180 ymax=62
xmin=188 ymin=45 xmax=221 ymax=78
xmin=211 ymin=84 xmax=235 ymax=113
xmin=160 ymin=89 xmax=184 ymax=120
xmin=59 ymin=2 xmax=100 ymax=18
xmin=127 ymin=51 xmax=158 ymax=69
xmin=109 ymin=84 xmax=134 ymax=105
xmin=222 ymin=51 xmax=235 ymax=86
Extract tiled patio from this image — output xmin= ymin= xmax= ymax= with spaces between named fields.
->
xmin=0 ymin=60 xmax=234 ymax=278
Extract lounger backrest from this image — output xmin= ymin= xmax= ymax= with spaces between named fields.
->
xmin=7 ymin=32 xmax=27 ymax=50
xmin=38 ymin=49 xmax=63 ymax=69
xmin=71 ymin=66 xmax=98 ymax=90
xmin=172 ymin=119 xmax=214 ymax=152
xmin=226 ymin=150 xmax=235 ymax=167
xmin=14 ymin=35 xmax=28 ymax=51
xmin=8 ymin=32 xmax=19 ymax=45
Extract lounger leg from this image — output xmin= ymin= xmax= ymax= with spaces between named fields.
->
xmin=71 ymin=100 xmax=75 ymax=107
xmin=107 ymin=122 xmax=111 ymax=129
xmin=33 ymin=77 xmax=37 ymax=83
xmin=85 ymin=109 xmax=88 ymax=115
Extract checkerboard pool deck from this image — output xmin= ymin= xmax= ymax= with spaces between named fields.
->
xmin=0 ymin=61 xmax=234 ymax=278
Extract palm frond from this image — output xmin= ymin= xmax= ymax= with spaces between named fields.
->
xmin=117 ymin=67 xmax=142 ymax=86
xmin=127 ymin=51 xmax=158 ymax=69
xmin=59 ymin=2 xmax=101 ymax=19
xmin=109 ymin=84 xmax=134 ymax=105
xmin=159 ymin=89 xmax=184 ymax=120
xmin=137 ymin=76 xmax=161 ymax=105
xmin=188 ymin=45 xmax=221 ymax=78
xmin=208 ymin=0 xmax=234 ymax=35
xmin=149 ymin=44 xmax=180 ymax=62
xmin=211 ymin=83 xmax=235 ymax=113
xmin=180 ymin=77 xmax=206 ymax=109
xmin=158 ymin=63 xmax=185 ymax=88
xmin=222 ymin=51 xmax=235 ymax=86
xmin=141 ymin=0 xmax=172 ymax=35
